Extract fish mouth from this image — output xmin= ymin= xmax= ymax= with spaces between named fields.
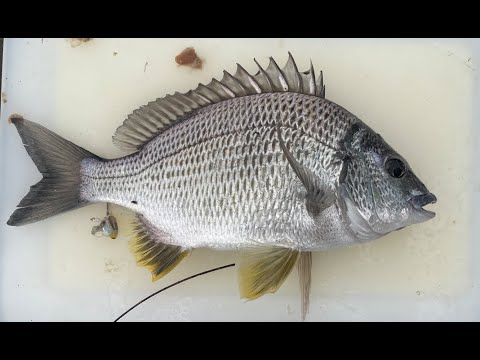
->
xmin=409 ymin=193 xmax=437 ymax=220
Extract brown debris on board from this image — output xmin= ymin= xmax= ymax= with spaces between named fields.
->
xmin=175 ymin=47 xmax=203 ymax=69
xmin=1 ymin=92 xmax=7 ymax=104
xmin=68 ymin=38 xmax=94 ymax=48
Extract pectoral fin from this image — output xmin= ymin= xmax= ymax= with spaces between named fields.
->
xmin=129 ymin=215 xmax=190 ymax=282
xmin=238 ymin=246 xmax=299 ymax=300
xmin=276 ymin=123 xmax=335 ymax=216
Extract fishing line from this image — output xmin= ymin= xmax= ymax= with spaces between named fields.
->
xmin=114 ymin=263 xmax=235 ymax=322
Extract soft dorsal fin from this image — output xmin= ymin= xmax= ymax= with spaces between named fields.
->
xmin=113 ymin=53 xmax=326 ymax=152
xmin=129 ymin=215 xmax=190 ymax=282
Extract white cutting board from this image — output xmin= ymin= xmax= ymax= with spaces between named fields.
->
xmin=0 ymin=38 xmax=479 ymax=321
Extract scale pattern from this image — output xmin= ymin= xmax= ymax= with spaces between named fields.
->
xmin=80 ymin=92 xmax=356 ymax=250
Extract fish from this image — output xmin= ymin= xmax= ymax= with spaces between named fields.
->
xmin=7 ymin=53 xmax=437 ymax=318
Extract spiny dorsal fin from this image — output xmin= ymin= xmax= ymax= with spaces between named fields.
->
xmin=113 ymin=53 xmax=326 ymax=152
xmin=129 ymin=215 xmax=190 ymax=282
xmin=238 ymin=246 xmax=299 ymax=300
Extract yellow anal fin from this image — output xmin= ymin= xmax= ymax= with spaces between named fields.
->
xmin=238 ymin=246 xmax=299 ymax=300
xmin=129 ymin=215 xmax=190 ymax=282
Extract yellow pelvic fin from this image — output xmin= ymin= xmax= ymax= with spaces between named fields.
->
xmin=129 ymin=215 xmax=190 ymax=282
xmin=238 ymin=246 xmax=299 ymax=300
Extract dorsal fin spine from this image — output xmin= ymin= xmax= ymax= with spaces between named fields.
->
xmin=308 ymin=60 xmax=316 ymax=96
xmin=254 ymin=58 xmax=273 ymax=92
xmin=212 ymin=78 xmax=236 ymax=98
xmin=113 ymin=54 xmax=327 ymax=152
xmin=197 ymin=84 xmax=221 ymax=102
xmin=222 ymin=70 xmax=247 ymax=96
xmin=269 ymin=57 xmax=288 ymax=91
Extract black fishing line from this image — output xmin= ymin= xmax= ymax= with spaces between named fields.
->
xmin=114 ymin=263 xmax=235 ymax=322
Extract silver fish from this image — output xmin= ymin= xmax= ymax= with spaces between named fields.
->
xmin=7 ymin=54 xmax=436 ymax=314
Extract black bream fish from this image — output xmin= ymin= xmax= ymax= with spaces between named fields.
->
xmin=7 ymin=54 xmax=436 ymax=315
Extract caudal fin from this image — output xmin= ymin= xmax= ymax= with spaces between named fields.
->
xmin=7 ymin=117 xmax=99 ymax=226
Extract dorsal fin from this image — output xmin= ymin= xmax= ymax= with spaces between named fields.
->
xmin=113 ymin=53 xmax=326 ymax=152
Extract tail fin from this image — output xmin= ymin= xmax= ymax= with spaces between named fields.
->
xmin=7 ymin=117 xmax=99 ymax=226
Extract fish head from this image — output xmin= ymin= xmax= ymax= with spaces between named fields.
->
xmin=340 ymin=122 xmax=437 ymax=239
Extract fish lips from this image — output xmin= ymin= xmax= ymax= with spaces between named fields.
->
xmin=409 ymin=192 xmax=437 ymax=220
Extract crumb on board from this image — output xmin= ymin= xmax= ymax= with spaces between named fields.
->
xmin=175 ymin=47 xmax=203 ymax=69
xmin=67 ymin=38 xmax=94 ymax=48
xmin=113 ymin=51 xmax=118 ymax=56
xmin=8 ymin=113 xmax=24 ymax=124
xmin=1 ymin=92 xmax=7 ymax=104
xmin=104 ymin=258 xmax=120 ymax=273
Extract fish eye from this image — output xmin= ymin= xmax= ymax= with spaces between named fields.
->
xmin=385 ymin=158 xmax=406 ymax=178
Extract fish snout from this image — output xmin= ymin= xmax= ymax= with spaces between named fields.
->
xmin=409 ymin=192 xmax=437 ymax=220
xmin=411 ymin=192 xmax=437 ymax=208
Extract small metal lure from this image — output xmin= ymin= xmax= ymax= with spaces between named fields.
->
xmin=91 ymin=203 xmax=118 ymax=239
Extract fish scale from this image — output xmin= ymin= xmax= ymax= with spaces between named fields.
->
xmin=80 ymin=92 xmax=351 ymax=250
